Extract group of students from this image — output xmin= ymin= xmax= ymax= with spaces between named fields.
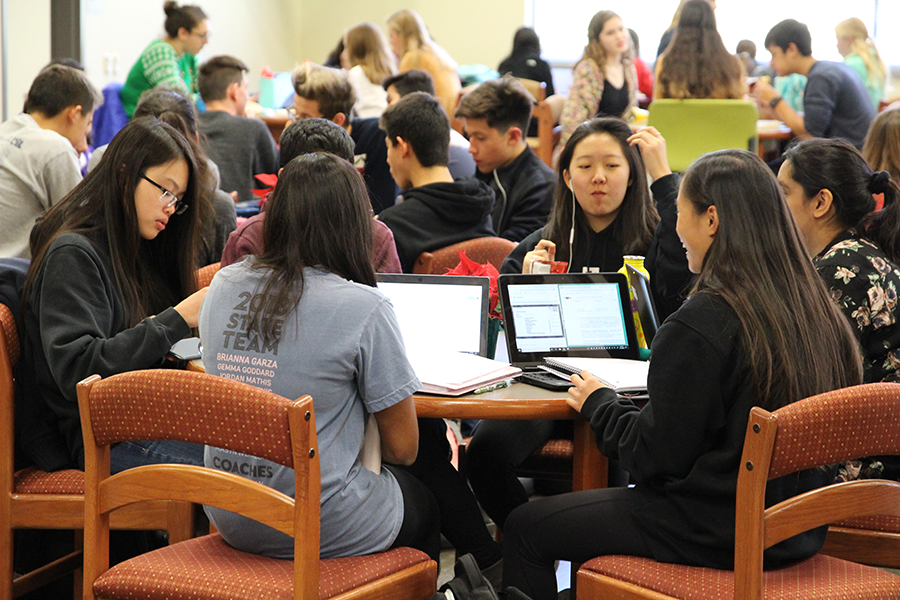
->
xmin=5 ymin=3 xmax=900 ymax=600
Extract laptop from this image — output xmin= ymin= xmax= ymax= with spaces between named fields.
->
xmin=498 ymin=272 xmax=640 ymax=390
xmin=376 ymin=274 xmax=490 ymax=357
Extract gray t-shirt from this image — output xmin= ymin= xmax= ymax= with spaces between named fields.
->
xmin=0 ymin=113 xmax=81 ymax=258
xmin=198 ymin=262 xmax=420 ymax=558
xmin=198 ymin=110 xmax=278 ymax=203
xmin=804 ymin=61 xmax=876 ymax=150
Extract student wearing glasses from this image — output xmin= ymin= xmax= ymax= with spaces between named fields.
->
xmin=18 ymin=117 xmax=208 ymax=474
xmin=120 ymin=1 xmax=209 ymax=118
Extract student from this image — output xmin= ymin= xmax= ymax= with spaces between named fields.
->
xmin=654 ymin=0 xmax=745 ymax=100
xmin=219 ymin=117 xmax=401 ymax=274
xmin=377 ymin=92 xmax=495 ymax=274
xmin=341 ymin=22 xmax=396 ymax=118
xmin=778 ymin=138 xmax=900 ymax=482
xmin=497 ymin=27 xmax=555 ymax=97
xmin=753 ymin=19 xmax=875 ymax=150
xmin=467 ymin=119 xmax=682 ymax=532
xmin=0 ymin=65 xmax=99 ymax=259
xmin=18 ymin=118 xmax=207 ymax=473
xmin=385 ymin=9 xmax=461 ymax=118
xmin=863 ymin=108 xmax=900 ymax=183
xmin=199 ymin=153 xmax=439 ymax=561
xmin=120 ymin=1 xmax=208 ymax=118
xmin=835 ymin=17 xmax=886 ymax=110
xmin=89 ymin=89 xmax=237 ymax=267
xmin=290 ymin=62 xmax=396 ymax=214
xmin=502 ymin=149 xmax=862 ymax=600
xmin=736 ymin=39 xmax=759 ymax=75
xmin=455 ymin=77 xmax=556 ymax=242
xmin=382 ymin=70 xmax=475 ymax=181
xmin=629 ymin=28 xmax=653 ymax=99
xmin=198 ymin=55 xmax=278 ymax=202
xmin=557 ymin=11 xmax=638 ymax=154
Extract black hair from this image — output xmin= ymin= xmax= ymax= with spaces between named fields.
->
xmin=511 ymin=27 xmax=541 ymax=55
xmin=379 ymin=92 xmax=449 ymax=167
xmin=681 ymin=149 xmax=861 ymax=410
xmin=26 ymin=117 xmax=201 ymax=325
xmin=783 ymin=138 xmax=900 ymax=263
xmin=765 ymin=19 xmax=812 ymax=56
xmin=279 ymin=118 xmax=355 ymax=168
xmin=381 ymin=70 xmax=435 ymax=96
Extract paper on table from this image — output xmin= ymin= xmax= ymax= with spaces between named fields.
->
xmin=408 ymin=349 xmax=521 ymax=396
xmin=542 ymin=357 xmax=649 ymax=394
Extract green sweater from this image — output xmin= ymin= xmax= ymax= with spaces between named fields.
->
xmin=120 ymin=39 xmax=198 ymax=117
xmin=844 ymin=50 xmax=884 ymax=110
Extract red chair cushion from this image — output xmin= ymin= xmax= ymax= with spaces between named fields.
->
xmin=93 ymin=533 xmax=433 ymax=600
xmin=580 ymin=553 xmax=900 ymax=600
xmin=14 ymin=467 xmax=84 ymax=495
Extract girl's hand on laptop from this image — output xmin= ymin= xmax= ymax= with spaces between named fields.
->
xmin=523 ymin=239 xmax=556 ymax=273
xmin=566 ymin=370 xmax=609 ymax=413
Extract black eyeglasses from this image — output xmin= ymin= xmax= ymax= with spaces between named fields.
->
xmin=141 ymin=174 xmax=188 ymax=215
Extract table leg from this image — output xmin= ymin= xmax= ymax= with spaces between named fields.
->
xmin=572 ymin=420 xmax=606 ymax=491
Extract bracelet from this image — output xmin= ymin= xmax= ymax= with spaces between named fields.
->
xmin=769 ymin=96 xmax=784 ymax=110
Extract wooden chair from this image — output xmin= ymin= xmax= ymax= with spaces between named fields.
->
xmin=77 ymin=369 xmax=437 ymax=600
xmin=197 ymin=261 xmax=221 ymax=288
xmin=530 ymin=100 xmax=557 ymax=168
xmin=0 ymin=304 xmax=194 ymax=600
xmin=576 ymin=382 xmax=900 ymax=600
xmin=412 ymin=237 xmax=517 ymax=275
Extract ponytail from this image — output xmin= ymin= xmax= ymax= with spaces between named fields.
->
xmin=861 ymin=173 xmax=900 ymax=263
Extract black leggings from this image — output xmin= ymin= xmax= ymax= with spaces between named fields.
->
xmin=501 ymin=487 xmax=654 ymax=600
xmin=385 ymin=464 xmax=441 ymax=563
xmin=399 ymin=418 xmax=503 ymax=569
xmin=466 ymin=418 xmax=573 ymax=530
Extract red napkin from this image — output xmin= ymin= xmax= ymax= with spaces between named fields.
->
xmin=444 ymin=249 xmax=501 ymax=319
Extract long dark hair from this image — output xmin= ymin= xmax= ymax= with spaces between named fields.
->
xmin=784 ymin=138 xmax=900 ymax=263
xmin=134 ymin=89 xmax=215 ymax=248
xmin=545 ymin=118 xmax=659 ymax=261
xmin=657 ymin=0 xmax=744 ymax=99
xmin=682 ymin=150 xmax=861 ymax=410
xmin=25 ymin=117 xmax=200 ymax=326
xmin=246 ymin=153 xmax=375 ymax=342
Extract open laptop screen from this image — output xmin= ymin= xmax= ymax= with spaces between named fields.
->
xmin=376 ymin=274 xmax=490 ymax=357
xmin=499 ymin=272 xmax=639 ymax=366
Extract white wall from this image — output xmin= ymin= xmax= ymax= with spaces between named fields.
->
xmin=0 ymin=0 xmax=527 ymax=119
xmin=1 ymin=0 xmax=52 ymax=119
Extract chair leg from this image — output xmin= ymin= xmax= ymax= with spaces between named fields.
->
xmin=167 ymin=502 xmax=195 ymax=544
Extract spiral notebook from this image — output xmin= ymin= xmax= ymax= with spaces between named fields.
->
xmin=541 ymin=357 xmax=649 ymax=395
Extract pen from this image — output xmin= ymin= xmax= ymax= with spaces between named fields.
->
xmin=473 ymin=380 xmax=510 ymax=395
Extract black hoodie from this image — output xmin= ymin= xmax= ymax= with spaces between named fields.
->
xmin=378 ymin=177 xmax=496 ymax=273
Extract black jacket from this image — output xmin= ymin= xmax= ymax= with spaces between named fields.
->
xmin=581 ymin=292 xmax=833 ymax=569
xmin=475 ymin=146 xmax=554 ymax=243
xmin=379 ymin=178 xmax=496 ymax=273
xmin=18 ymin=233 xmax=190 ymax=470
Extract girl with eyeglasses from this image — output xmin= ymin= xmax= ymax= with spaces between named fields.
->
xmin=120 ymin=1 xmax=210 ymax=118
xmin=19 ymin=117 xmax=208 ymax=473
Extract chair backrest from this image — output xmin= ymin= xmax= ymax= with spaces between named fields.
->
xmin=77 ymin=369 xmax=320 ymax=600
xmin=531 ymin=100 xmax=556 ymax=168
xmin=517 ymin=79 xmax=546 ymax=103
xmin=648 ymin=99 xmax=759 ymax=172
xmin=197 ymin=261 xmax=221 ymax=288
xmin=412 ymin=237 xmax=518 ymax=275
xmin=734 ymin=383 xmax=900 ymax=599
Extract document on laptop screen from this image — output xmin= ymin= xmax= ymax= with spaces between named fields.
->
xmin=508 ymin=282 xmax=629 ymax=354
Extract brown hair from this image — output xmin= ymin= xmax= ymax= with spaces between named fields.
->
xmin=24 ymin=64 xmax=101 ymax=117
xmin=682 ymin=149 xmax=862 ymax=410
xmin=455 ymin=76 xmax=534 ymax=134
xmin=386 ymin=9 xmax=457 ymax=70
xmin=197 ymin=55 xmax=248 ymax=102
xmin=344 ymin=22 xmax=396 ymax=85
xmin=579 ymin=11 xmax=632 ymax=79
xmin=163 ymin=1 xmax=207 ymax=38
xmin=863 ymin=108 xmax=900 ymax=184
xmin=291 ymin=62 xmax=355 ymax=121
xmin=656 ymin=0 xmax=744 ymax=99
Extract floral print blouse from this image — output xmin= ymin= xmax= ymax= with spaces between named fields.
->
xmin=815 ymin=229 xmax=900 ymax=482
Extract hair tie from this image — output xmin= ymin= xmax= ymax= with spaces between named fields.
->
xmin=869 ymin=171 xmax=891 ymax=195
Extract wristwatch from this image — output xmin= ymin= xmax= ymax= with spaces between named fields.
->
xmin=769 ymin=96 xmax=784 ymax=110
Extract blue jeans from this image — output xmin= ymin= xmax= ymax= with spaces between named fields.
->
xmin=110 ymin=440 xmax=205 ymax=475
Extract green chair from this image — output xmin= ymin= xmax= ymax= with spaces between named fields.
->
xmin=648 ymin=99 xmax=759 ymax=172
